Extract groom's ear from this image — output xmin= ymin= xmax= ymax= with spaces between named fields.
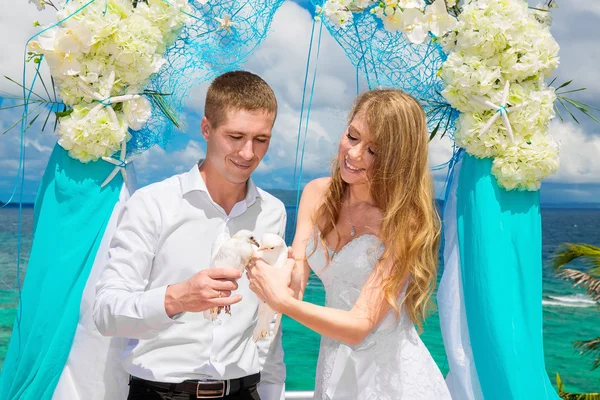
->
xmin=201 ymin=116 xmax=211 ymax=142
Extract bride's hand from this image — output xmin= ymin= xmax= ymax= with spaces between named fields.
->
xmin=246 ymin=255 xmax=295 ymax=313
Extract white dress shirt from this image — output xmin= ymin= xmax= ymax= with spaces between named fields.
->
xmin=93 ymin=163 xmax=287 ymax=399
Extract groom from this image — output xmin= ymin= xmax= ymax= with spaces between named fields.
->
xmin=94 ymin=71 xmax=287 ymax=400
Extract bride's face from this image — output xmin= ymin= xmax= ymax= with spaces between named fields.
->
xmin=338 ymin=113 xmax=376 ymax=185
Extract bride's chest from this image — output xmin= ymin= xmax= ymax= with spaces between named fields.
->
xmin=308 ymin=235 xmax=384 ymax=294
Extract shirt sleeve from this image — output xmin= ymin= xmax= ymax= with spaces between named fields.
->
xmin=93 ymin=190 xmax=182 ymax=339
xmin=256 ymin=205 xmax=287 ymax=400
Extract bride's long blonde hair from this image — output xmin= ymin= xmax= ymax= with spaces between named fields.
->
xmin=314 ymin=89 xmax=441 ymax=331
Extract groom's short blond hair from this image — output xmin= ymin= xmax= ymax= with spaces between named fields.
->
xmin=204 ymin=71 xmax=277 ymax=128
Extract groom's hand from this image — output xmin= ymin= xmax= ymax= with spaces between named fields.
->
xmin=164 ymin=267 xmax=242 ymax=317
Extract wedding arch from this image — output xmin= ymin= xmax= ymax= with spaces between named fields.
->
xmin=1 ymin=1 xmax=566 ymax=399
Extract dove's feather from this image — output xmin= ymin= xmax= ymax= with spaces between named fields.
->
xmin=210 ymin=232 xmax=231 ymax=267
xmin=211 ymin=239 xmax=252 ymax=273
xmin=252 ymin=234 xmax=288 ymax=341
xmin=204 ymin=233 xmax=253 ymax=321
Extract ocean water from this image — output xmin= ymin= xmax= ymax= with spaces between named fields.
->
xmin=0 ymin=206 xmax=599 ymax=393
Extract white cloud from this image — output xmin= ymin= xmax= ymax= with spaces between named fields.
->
xmin=0 ymin=3 xmax=55 ymax=97
xmin=134 ymin=139 xmax=206 ymax=187
xmin=549 ymin=1 xmax=600 ymax=100
xmin=547 ymin=120 xmax=600 ymax=184
xmin=563 ymin=0 xmax=600 ymax=17
xmin=0 ymin=102 xmax=55 ymax=186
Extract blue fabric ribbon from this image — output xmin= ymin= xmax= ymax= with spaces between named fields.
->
xmin=0 ymin=145 xmax=123 ymax=399
xmin=456 ymin=154 xmax=560 ymax=400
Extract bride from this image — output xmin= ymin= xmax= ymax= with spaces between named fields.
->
xmin=247 ymin=89 xmax=451 ymax=399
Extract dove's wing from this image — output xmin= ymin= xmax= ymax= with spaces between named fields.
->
xmin=204 ymin=233 xmax=234 ymax=321
xmin=210 ymin=232 xmax=231 ymax=267
xmin=211 ymin=239 xmax=248 ymax=272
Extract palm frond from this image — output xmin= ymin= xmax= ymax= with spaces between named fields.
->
xmin=551 ymin=243 xmax=600 ymax=271
xmin=556 ymin=269 xmax=600 ymax=301
xmin=556 ymin=374 xmax=600 ymax=400
xmin=574 ymin=337 xmax=600 ymax=371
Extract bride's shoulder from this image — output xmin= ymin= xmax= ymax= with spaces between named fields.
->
xmin=305 ymin=177 xmax=330 ymax=194
xmin=298 ymin=178 xmax=330 ymax=215
xmin=303 ymin=178 xmax=330 ymax=202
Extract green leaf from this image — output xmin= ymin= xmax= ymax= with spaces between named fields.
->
xmin=429 ymin=120 xmax=441 ymax=141
xmin=26 ymin=111 xmax=41 ymax=130
xmin=145 ymin=92 xmax=184 ymax=130
xmin=34 ymin=63 xmax=52 ymax=102
xmin=442 ymin=108 xmax=452 ymax=139
xmin=0 ymin=103 xmax=28 ymax=111
xmin=557 ymin=88 xmax=586 ymax=95
xmin=2 ymin=103 xmax=44 ymax=135
xmin=554 ymin=104 xmax=565 ymax=122
xmin=4 ymin=75 xmax=48 ymax=102
xmin=555 ymin=79 xmax=573 ymax=90
xmin=562 ymin=97 xmax=600 ymax=113
xmin=560 ymin=97 xmax=600 ymax=124
xmin=41 ymin=106 xmax=54 ymax=133
xmin=558 ymin=97 xmax=580 ymax=124
xmin=574 ymin=337 xmax=600 ymax=371
xmin=551 ymin=243 xmax=600 ymax=270
xmin=55 ymin=109 xmax=74 ymax=118
xmin=50 ymin=75 xmax=57 ymax=102
xmin=556 ymin=373 xmax=564 ymax=392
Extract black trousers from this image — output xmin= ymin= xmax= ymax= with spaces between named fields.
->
xmin=127 ymin=378 xmax=261 ymax=400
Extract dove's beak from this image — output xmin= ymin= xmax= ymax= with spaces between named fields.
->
xmin=250 ymin=238 xmax=260 ymax=247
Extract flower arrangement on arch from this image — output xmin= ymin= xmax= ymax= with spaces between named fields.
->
xmin=316 ymin=0 xmax=598 ymax=191
xmin=21 ymin=0 xmax=190 ymax=164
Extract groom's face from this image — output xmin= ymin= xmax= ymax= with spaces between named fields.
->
xmin=201 ymin=108 xmax=274 ymax=185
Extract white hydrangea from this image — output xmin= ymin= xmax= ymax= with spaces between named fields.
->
xmin=440 ymin=0 xmax=560 ymax=191
xmin=491 ymin=133 xmax=560 ymax=191
xmin=123 ymin=96 xmax=153 ymax=131
xmin=57 ymin=105 xmax=130 ymax=163
xmin=30 ymin=0 xmax=190 ymax=162
xmin=529 ymin=3 xmax=553 ymax=27
xmin=317 ymin=1 xmax=354 ymax=28
xmin=321 ymin=0 xmax=456 ymax=41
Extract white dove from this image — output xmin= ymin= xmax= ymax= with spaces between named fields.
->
xmin=203 ymin=230 xmax=259 ymax=321
xmin=252 ymin=233 xmax=288 ymax=341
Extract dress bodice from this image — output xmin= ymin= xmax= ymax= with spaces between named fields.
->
xmin=306 ymin=233 xmax=451 ymax=400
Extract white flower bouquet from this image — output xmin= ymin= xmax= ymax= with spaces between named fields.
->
xmin=25 ymin=0 xmax=190 ymax=163
xmin=439 ymin=0 xmax=560 ymax=191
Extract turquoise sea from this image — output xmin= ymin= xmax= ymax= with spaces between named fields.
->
xmin=0 ymin=205 xmax=599 ymax=393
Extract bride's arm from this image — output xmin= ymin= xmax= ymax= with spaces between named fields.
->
xmin=251 ymin=252 xmax=409 ymax=346
xmin=289 ymin=178 xmax=327 ymax=301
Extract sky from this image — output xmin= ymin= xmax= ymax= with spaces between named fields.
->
xmin=0 ymin=0 xmax=599 ymax=204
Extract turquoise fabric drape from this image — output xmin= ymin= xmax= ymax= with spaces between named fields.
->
xmin=456 ymin=153 xmax=559 ymax=399
xmin=0 ymin=144 xmax=123 ymax=399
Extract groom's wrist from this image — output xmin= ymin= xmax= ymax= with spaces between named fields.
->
xmin=165 ymin=282 xmax=186 ymax=317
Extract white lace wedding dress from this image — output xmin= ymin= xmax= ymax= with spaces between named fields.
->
xmin=307 ymin=233 xmax=452 ymax=400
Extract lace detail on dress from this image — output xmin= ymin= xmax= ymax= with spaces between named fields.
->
xmin=307 ymin=234 xmax=451 ymax=400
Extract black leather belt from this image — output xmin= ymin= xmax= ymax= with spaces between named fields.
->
xmin=130 ymin=373 xmax=260 ymax=399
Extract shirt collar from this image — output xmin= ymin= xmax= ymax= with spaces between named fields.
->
xmin=181 ymin=160 xmax=261 ymax=207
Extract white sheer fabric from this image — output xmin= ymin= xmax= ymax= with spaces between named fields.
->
xmin=437 ymin=155 xmax=483 ymax=400
xmin=53 ymin=169 xmax=135 ymax=400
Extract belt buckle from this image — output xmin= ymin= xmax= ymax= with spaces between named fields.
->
xmin=196 ymin=381 xmax=225 ymax=399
